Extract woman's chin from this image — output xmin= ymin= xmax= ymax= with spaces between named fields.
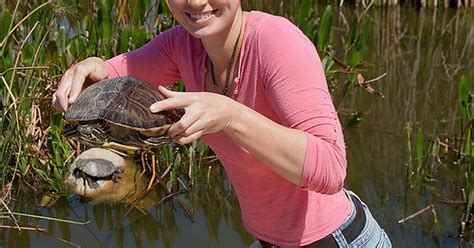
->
xmin=180 ymin=17 xmax=227 ymax=39
xmin=185 ymin=26 xmax=219 ymax=39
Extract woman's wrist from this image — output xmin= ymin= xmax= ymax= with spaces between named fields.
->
xmin=223 ymin=99 xmax=245 ymax=136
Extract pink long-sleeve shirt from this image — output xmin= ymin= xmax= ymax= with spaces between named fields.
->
xmin=106 ymin=11 xmax=352 ymax=247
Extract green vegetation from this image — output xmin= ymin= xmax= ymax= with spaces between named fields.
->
xmin=0 ymin=0 xmax=174 ymax=194
xmin=405 ymin=75 xmax=473 ymax=238
xmin=458 ymin=75 xmax=473 ymax=226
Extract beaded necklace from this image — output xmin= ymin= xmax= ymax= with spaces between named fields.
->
xmin=209 ymin=13 xmax=243 ymax=95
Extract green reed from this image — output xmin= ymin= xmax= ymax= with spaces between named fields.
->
xmin=458 ymin=75 xmax=473 ymax=224
xmin=1 ymin=1 xmax=62 ymax=191
xmin=406 ymin=75 xmax=473 ymax=238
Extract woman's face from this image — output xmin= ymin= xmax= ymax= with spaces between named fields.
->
xmin=166 ymin=0 xmax=242 ymax=38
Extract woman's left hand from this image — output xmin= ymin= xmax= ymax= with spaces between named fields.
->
xmin=150 ymin=86 xmax=240 ymax=145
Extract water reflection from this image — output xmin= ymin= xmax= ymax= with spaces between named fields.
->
xmin=1 ymin=162 xmax=252 ymax=247
xmin=342 ymin=6 xmax=474 ymax=248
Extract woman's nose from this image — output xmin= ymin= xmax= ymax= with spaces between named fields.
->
xmin=187 ymin=0 xmax=208 ymax=9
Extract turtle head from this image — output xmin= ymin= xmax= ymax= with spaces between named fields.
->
xmin=64 ymin=122 xmax=109 ymax=145
xmin=115 ymin=167 xmax=125 ymax=174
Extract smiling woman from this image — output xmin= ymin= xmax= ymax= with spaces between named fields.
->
xmin=52 ymin=0 xmax=391 ymax=247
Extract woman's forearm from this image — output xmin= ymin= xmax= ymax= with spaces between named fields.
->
xmin=225 ymin=102 xmax=307 ymax=185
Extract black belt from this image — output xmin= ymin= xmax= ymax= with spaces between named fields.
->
xmin=259 ymin=194 xmax=366 ymax=248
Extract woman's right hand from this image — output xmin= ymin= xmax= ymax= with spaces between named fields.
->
xmin=52 ymin=57 xmax=109 ymax=112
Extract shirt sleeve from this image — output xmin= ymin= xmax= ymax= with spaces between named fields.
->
xmin=257 ymin=17 xmax=347 ymax=194
xmin=106 ymin=27 xmax=182 ymax=87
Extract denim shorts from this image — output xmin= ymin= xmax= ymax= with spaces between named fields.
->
xmin=250 ymin=190 xmax=391 ymax=248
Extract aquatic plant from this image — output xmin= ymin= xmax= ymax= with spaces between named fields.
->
xmin=405 ymin=75 xmax=473 ymax=240
xmin=457 ymin=75 xmax=473 ymax=237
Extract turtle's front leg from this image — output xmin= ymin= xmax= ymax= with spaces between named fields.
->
xmin=72 ymin=168 xmax=80 ymax=178
xmin=86 ymin=177 xmax=100 ymax=189
xmin=111 ymin=173 xmax=122 ymax=183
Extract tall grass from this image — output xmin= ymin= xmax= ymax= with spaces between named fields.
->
xmin=0 ymin=1 xmax=71 ymax=193
xmin=0 ymin=0 xmax=175 ymax=194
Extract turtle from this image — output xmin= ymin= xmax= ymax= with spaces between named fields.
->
xmin=64 ymin=76 xmax=183 ymax=150
xmin=72 ymin=158 xmax=124 ymax=189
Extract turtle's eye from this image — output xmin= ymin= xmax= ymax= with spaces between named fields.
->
xmin=79 ymin=125 xmax=93 ymax=135
xmin=86 ymin=127 xmax=94 ymax=134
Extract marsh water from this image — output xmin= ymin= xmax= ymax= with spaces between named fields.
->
xmin=2 ymin=5 xmax=474 ymax=248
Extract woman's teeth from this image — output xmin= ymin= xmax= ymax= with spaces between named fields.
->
xmin=188 ymin=10 xmax=215 ymax=20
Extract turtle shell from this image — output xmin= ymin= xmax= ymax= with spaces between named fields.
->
xmin=65 ymin=76 xmax=182 ymax=130
xmin=75 ymin=158 xmax=117 ymax=177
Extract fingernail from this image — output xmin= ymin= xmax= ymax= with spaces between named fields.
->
xmin=149 ymin=103 xmax=158 ymax=112
xmin=159 ymin=85 xmax=170 ymax=92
